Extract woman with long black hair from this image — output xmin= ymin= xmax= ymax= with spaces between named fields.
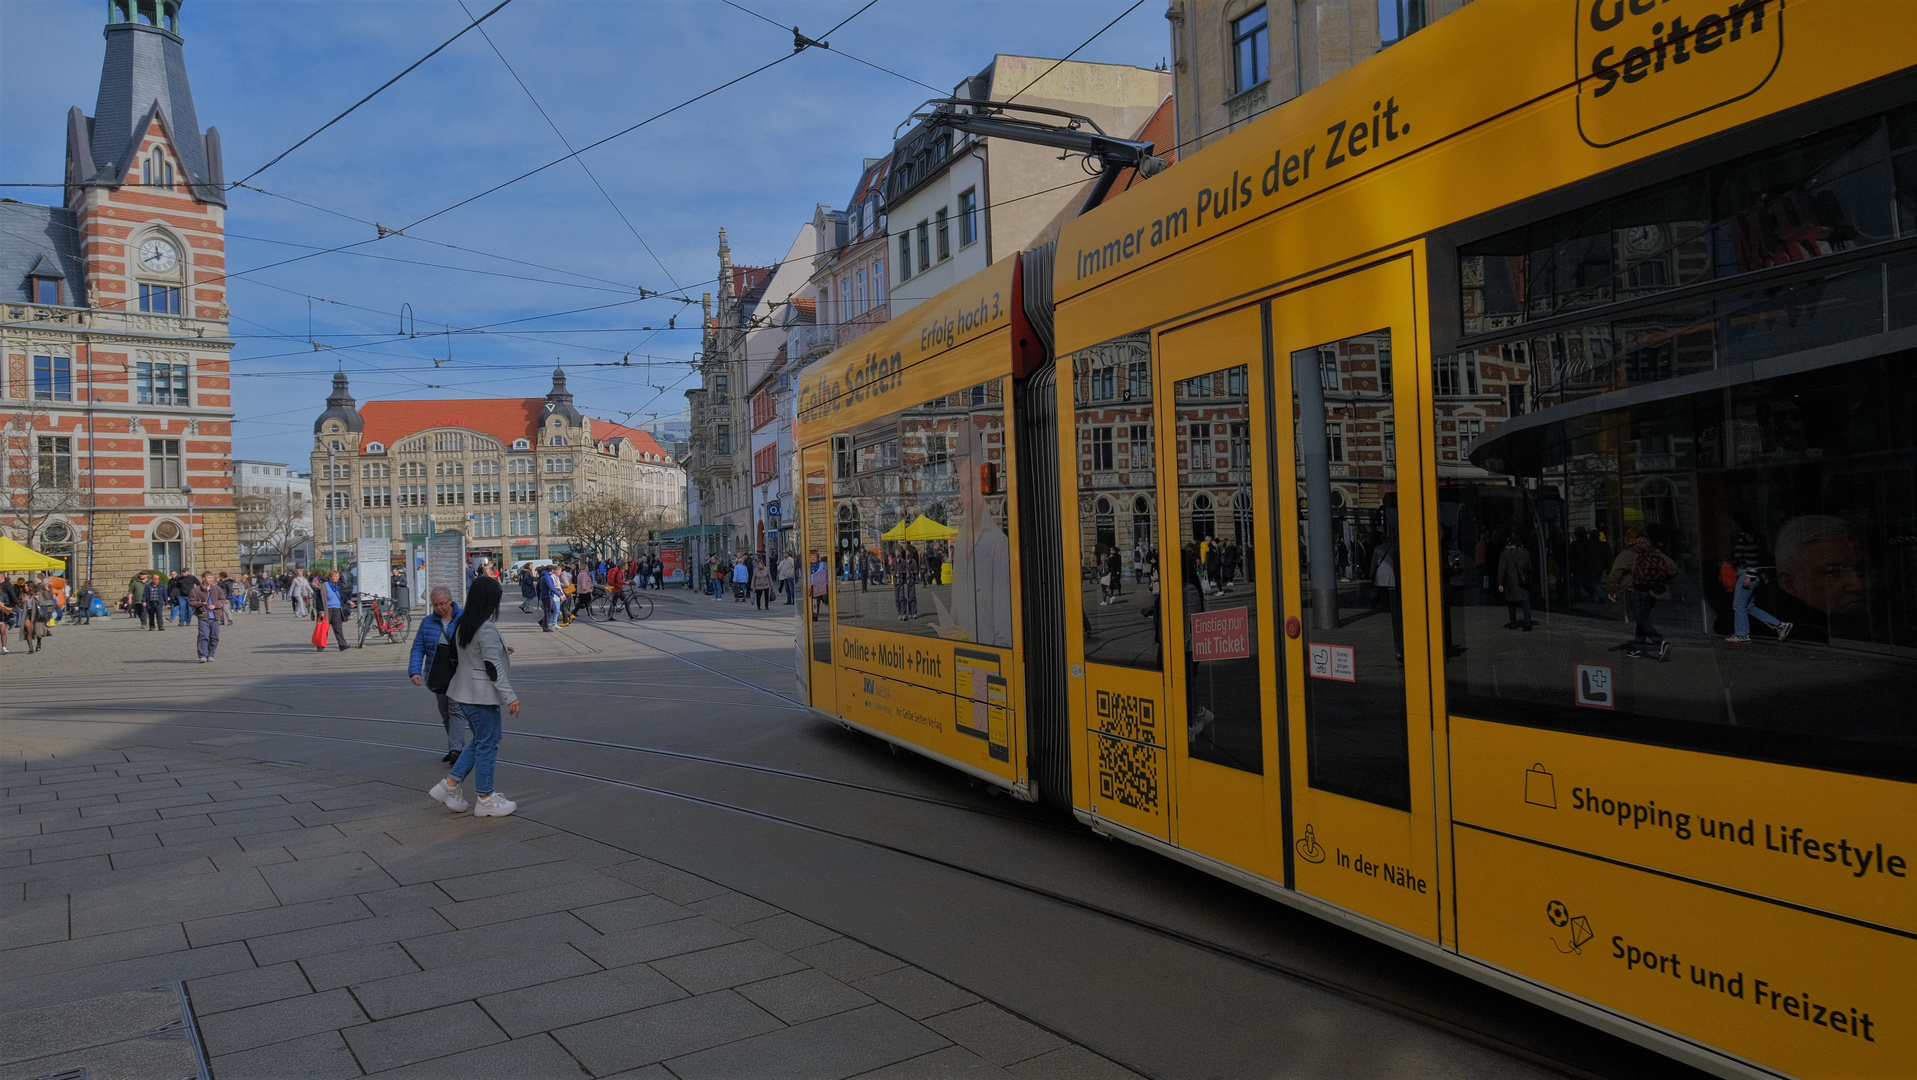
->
xmin=428 ymin=575 xmax=522 ymax=817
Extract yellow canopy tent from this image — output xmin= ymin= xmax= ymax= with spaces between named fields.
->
xmin=0 ymin=536 xmax=66 ymax=572
xmin=902 ymin=515 xmax=957 ymax=542
xmin=880 ymin=520 xmax=911 ymax=541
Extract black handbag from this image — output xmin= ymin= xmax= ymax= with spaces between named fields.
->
xmin=425 ymin=637 xmax=458 ymax=694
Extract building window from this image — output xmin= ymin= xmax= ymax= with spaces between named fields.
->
xmin=475 ymin=513 xmax=501 ymax=538
xmin=1129 ymin=423 xmax=1153 ymax=468
xmin=1090 ymin=366 xmax=1115 ymax=400
xmin=362 ymin=516 xmax=392 ymax=539
xmin=1379 ymin=346 xmax=1393 ymax=394
xmin=398 ymin=484 xmax=427 ymax=507
xmin=326 ymin=517 xmax=351 ymax=544
xmin=507 ymin=457 xmax=534 ymax=474
xmin=134 ymin=362 xmax=187 ymax=410
xmin=1231 ymin=6 xmax=1269 ymax=95
xmin=435 ymin=460 xmax=464 ymax=478
xmin=898 ymin=232 xmax=912 ymax=281
xmin=1319 ymin=348 xmax=1340 ymax=391
xmin=138 ymin=284 xmax=182 ymax=314
xmin=32 ymin=355 xmax=71 ymax=400
xmin=716 ymin=425 xmax=731 ymax=455
xmin=1127 ymin=363 xmax=1150 ymax=401
xmin=472 ymin=482 xmax=500 ymax=504
xmin=147 ymin=438 xmax=181 ymax=489
xmin=401 ymin=513 xmax=430 ymax=536
xmin=714 ymin=374 xmax=729 ymax=399
xmin=959 ymin=188 xmax=978 ymax=247
xmin=1508 ymin=382 xmax=1526 ymax=417
xmin=509 ymin=510 xmax=536 ymax=534
xmin=1229 ymin=421 xmax=1250 ymax=468
xmin=325 ymin=491 xmax=353 ymax=510
xmin=873 ymin=258 xmax=887 ymax=303
xmin=435 ymin=484 xmax=465 ymax=506
xmin=320 ymin=462 xmax=351 ymax=480
xmin=916 ymin=221 xmax=931 ymax=273
xmin=1189 ymin=423 xmax=1213 ymax=470
xmin=36 ymin=436 xmax=74 ymax=489
xmin=361 ymin=462 xmax=390 ymax=480
xmin=1326 ymin=422 xmax=1345 ymax=462
xmin=936 ymin=208 xmax=951 ymax=260
xmin=550 ymin=509 xmax=565 ymax=532
xmin=361 ymin=485 xmax=391 ymax=508
xmin=855 ymin=268 xmax=867 ymax=312
xmin=31 ymin=276 xmax=60 ymax=305
xmin=754 ymin=444 xmax=778 ymax=486
xmin=1090 ymin=426 xmax=1114 ymax=471
xmin=472 ymin=459 xmax=499 ymax=476
xmin=511 ymin=438 xmax=531 ymax=451
xmin=433 ymin=432 xmax=466 ymax=452
xmin=1379 ymin=0 xmax=1426 ymax=46
xmin=542 ymin=457 xmax=573 ymax=473
xmin=548 ymin=484 xmax=572 ymax=503
xmin=508 ymin=481 xmax=535 ymax=503
xmin=398 ymin=461 xmax=427 ymax=478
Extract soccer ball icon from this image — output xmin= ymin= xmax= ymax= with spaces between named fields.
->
xmin=1546 ymin=899 xmax=1570 ymax=927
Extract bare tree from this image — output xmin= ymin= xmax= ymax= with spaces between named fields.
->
xmin=2 ymin=399 xmax=86 ymax=549
xmin=558 ymin=489 xmax=648 ymax=562
xmin=237 ymin=487 xmax=311 ymax=571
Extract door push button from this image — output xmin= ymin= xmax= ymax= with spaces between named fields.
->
xmin=1285 ymin=616 xmax=1301 ymax=640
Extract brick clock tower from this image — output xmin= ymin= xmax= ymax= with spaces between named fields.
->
xmin=1 ymin=0 xmax=237 ymax=589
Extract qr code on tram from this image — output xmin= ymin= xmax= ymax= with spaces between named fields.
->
xmin=1096 ymin=736 xmax=1159 ymax=812
xmin=1094 ymin=690 xmax=1157 ymax=744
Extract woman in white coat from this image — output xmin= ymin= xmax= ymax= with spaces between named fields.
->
xmin=428 ymin=576 xmax=522 ymax=817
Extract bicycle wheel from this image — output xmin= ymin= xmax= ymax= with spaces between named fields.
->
xmin=627 ymin=593 xmax=654 ymax=620
xmin=385 ymin=607 xmax=411 ymax=643
xmin=587 ymin=593 xmax=613 ymax=622
xmin=356 ymin=612 xmax=372 ymax=648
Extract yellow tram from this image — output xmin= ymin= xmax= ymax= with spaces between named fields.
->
xmin=795 ymin=2 xmax=1916 ymax=1075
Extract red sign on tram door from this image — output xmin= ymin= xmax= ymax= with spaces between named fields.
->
xmin=1190 ymin=606 xmax=1251 ymax=661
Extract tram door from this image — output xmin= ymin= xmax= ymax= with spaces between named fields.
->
xmin=1268 ymin=257 xmax=1441 ymax=942
xmin=801 ymin=442 xmax=834 ymax=709
xmin=1156 ymin=306 xmax=1285 ymax=881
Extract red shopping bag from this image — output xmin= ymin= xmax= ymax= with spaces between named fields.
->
xmin=312 ymin=619 xmax=329 ymax=650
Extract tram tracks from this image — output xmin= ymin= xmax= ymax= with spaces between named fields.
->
xmin=6 ymin=705 xmax=1623 ymax=1080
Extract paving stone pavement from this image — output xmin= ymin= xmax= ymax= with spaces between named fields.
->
xmin=0 ymin=743 xmax=1146 ymax=1079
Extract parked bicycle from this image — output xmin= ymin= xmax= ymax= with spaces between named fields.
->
xmin=356 ymin=594 xmax=411 ymax=646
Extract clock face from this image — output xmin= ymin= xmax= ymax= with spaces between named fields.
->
xmin=138 ymin=238 xmax=179 ymax=272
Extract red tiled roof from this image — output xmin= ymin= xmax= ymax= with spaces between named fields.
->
xmin=357 ymin=399 xmax=671 ymax=461
xmin=790 ymin=296 xmax=816 ymax=320
xmin=732 ymin=266 xmax=773 ymax=301
xmin=360 ymin=399 xmax=543 ymax=450
xmin=590 ymin=419 xmax=670 ymax=461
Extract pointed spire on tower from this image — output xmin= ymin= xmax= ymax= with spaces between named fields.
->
xmin=544 ymin=365 xmax=583 ymax=426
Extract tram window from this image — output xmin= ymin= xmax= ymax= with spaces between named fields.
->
xmin=805 ymin=460 xmax=831 ymax=663
xmin=1459 ymin=108 xmax=1917 ymax=334
xmin=830 ymin=379 xmax=1012 ymax=648
xmin=1433 ymin=261 xmax=1917 ymax=782
xmin=1178 ymin=363 xmax=1262 ymax=774
xmin=1293 ymin=331 xmax=1411 ymax=810
xmin=1076 ymin=332 xmax=1161 ymax=671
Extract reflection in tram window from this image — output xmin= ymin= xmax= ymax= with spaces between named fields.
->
xmin=1176 ymin=365 xmax=1261 ymax=773
xmin=804 ymin=459 xmax=831 ymax=662
xmin=1075 ymin=332 xmax=1161 ymax=670
xmin=1435 ymin=261 xmax=1917 ymax=780
xmin=1293 ymin=331 xmax=1410 ymax=810
xmin=830 ymin=379 xmax=1013 ymax=647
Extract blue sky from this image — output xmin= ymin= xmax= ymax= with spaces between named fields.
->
xmin=0 ymin=0 xmax=1168 ymax=466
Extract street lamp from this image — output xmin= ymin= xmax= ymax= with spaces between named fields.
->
xmin=180 ymin=484 xmax=194 ymax=573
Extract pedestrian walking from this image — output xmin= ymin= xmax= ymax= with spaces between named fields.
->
xmin=189 ymin=571 xmax=229 ymax=661
xmin=19 ymin=582 xmax=49 ymax=653
xmin=1497 ymin=535 xmax=1536 ymax=630
xmin=752 ymin=555 xmax=773 ymax=610
xmin=142 ymin=573 xmax=167 ymax=630
xmin=777 ymin=551 xmax=795 ymax=605
xmin=428 ymin=576 xmax=520 ymax=818
xmin=321 ymin=570 xmax=351 ymax=652
xmin=1607 ymin=529 xmax=1678 ymax=661
xmin=73 ymin=579 xmax=96 ymax=625
xmin=810 ymin=552 xmax=829 ymax=620
xmin=0 ymin=578 xmax=15 ymax=654
xmin=538 ymin=564 xmax=561 ymax=632
xmin=290 ymin=572 xmax=313 ymax=617
xmin=409 ymin=586 xmax=469 ymax=764
xmin=733 ymin=555 xmax=750 ymax=602
xmin=215 ymin=571 xmax=236 ymax=624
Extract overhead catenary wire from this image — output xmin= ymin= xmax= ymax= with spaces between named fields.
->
xmin=230 ymin=0 xmax=517 ymax=187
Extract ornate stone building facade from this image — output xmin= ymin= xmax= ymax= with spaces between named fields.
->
xmin=310 ymin=369 xmax=682 ymax=566
xmin=1 ymin=0 xmax=237 ymax=587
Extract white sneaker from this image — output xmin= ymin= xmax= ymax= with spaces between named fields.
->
xmin=428 ymin=780 xmax=469 ymax=813
xmin=473 ymin=793 xmax=517 ymax=818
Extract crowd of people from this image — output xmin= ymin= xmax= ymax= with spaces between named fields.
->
xmin=699 ymin=551 xmax=796 ymax=610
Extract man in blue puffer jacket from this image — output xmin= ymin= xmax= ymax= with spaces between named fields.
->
xmin=409 ymin=586 xmax=467 ymax=764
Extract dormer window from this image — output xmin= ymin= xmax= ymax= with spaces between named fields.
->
xmin=364 ymin=442 xmax=386 ymax=454
xmin=31 ymin=275 xmax=59 ymax=306
xmin=511 ymin=438 xmax=530 ymax=451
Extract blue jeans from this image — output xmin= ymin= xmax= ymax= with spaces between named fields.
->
xmin=1733 ymin=572 xmax=1780 ymax=637
xmin=435 ymin=693 xmax=469 ymax=755
xmin=448 ymin=701 xmax=501 ymax=796
xmin=173 ymin=597 xmax=190 ymax=624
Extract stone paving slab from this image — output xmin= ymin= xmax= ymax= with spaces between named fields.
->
xmin=0 ymin=743 xmax=1145 ymax=1079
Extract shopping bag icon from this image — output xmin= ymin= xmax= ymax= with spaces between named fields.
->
xmin=1524 ymin=764 xmax=1556 ymax=809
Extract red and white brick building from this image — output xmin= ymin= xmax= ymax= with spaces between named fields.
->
xmin=1 ymin=0 xmax=236 ymax=588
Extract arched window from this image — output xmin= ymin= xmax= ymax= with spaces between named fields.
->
xmin=511 ymin=438 xmax=531 ymax=451
xmin=1131 ymin=494 xmax=1153 ymax=549
xmin=1232 ymin=491 xmax=1255 ymax=545
xmin=364 ymin=442 xmax=386 ymax=454
xmin=1191 ymin=493 xmax=1215 ymax=542
xmin=1093 ymin=496 xmax=1116 ymax=555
